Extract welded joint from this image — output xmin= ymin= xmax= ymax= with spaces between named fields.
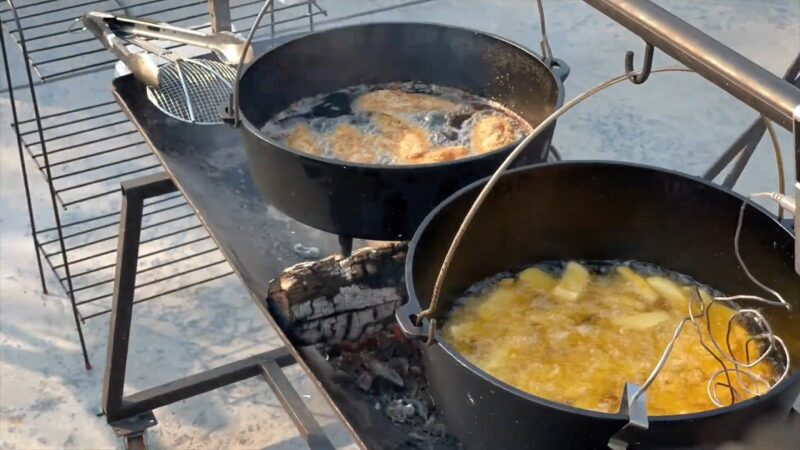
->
xmin=120 ymin=172 xmax=177 ymax=200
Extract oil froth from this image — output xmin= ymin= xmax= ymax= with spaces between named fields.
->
xmin=261 ymin=82 xmax=532 ymax=165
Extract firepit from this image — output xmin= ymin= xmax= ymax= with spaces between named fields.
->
xmin=267 ymin=243 xmax=461 ymax=449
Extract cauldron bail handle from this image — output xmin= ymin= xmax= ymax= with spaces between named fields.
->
xmin=229 ymin=0 xmax=274 ymax=128
xmin=415 ymin=66 xmax=693 ymax=345
xmin=534 ymin=0 xmax=570 ymax=83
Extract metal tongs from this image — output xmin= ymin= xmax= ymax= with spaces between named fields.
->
xmin=81 ymin=11 xmax=253 ymax=87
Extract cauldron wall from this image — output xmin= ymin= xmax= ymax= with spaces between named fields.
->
xmin=403 ymin=162 xmax=800 ymax=449
xmin=237 ymin=23 xmax=566 ymax=240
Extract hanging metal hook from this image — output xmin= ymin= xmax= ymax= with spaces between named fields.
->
xmin=625 ymin=42 xmax=654 ymax=84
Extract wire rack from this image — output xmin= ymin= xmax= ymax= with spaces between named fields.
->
xmin=1 ymin=0 xmax=326 ymax=368
xmin=0 ymin=0 xmax=325 ymax=86
xmin=12 ymin=98 xmax=159 ymax=207
xmin=38 ymin=190 xmax=236 ymax=320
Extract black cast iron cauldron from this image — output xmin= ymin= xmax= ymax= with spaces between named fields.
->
xmin=397 ymin=162 xmax=800 ymax=450
xmin=235 ymin=22 xmax=568 ymax=241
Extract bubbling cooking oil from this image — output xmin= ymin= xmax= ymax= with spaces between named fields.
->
xmin=261 ymin=82 xmax=532 ymax=165
xmin=443 ymin=261 xmax=778 ymax=415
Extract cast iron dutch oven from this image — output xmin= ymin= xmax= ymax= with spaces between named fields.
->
xmin=398 ymin=162 xmax=800 ymax=449
xmin=234 ymin=22 xmax=569 ymax=241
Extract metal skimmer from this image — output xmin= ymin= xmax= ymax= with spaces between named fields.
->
xmin=82 ymin=9 xmax=253 ymax=125
xmin=146 ymin=59 xmax=236 ymax=125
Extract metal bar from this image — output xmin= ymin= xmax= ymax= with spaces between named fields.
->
xmin=208 ymin=0 xmax=231 ymax=33
xmin=84 ymin=271 xmax=235 ymax=320
xmin=51 ymin=152 xmax=153 ymax=181
xmin=109 ymin=0 xmax=170 ymax=14
xmin=132 ymin=245 xmax=218 ymax=275
xmin=57 ymin=164 xmax=162 ymax=193
xmin=39 ymin=192 xmax=182 ymax=233
xmin=27 ymin=36 xmax=95 ymax=54
xmin=54 ymin=223 xmax=204 ymax=269
xmin=795 ymin=116 xmax=800 ymax=275
xmin=14 ymin=100 xmax=116 ymax=125
xmin=234 ymin=7 xmax=325 ymax=29
xmin=583 ymin=0 xmax=800 ymax=131
xmin=68 ymin=235 xmax=211 ymax=280
xmin=4 ymin=60 xmax=111 ymax=87
xmin=49 ymin=141 xmax=145 ymax=167
xmin=36 ymin=239 xmax=71 ymax=296
xmin=18 ymin=0 xmax=204 ymax=43
xmin=101 ymin=181 xmax=144 ymax=421
xmin=33 ymin=130 xmax=139 ymax=157
xmin=40 ymin=59 xmax=117 ymax=80
xmin=118 ymin=348 xmax=294 ymax=419
xmin=129 ymin=270 xmax=235 ymax=303
xmin=260 ymin=361 xmax=335 ymax=450
xmin=102 ymin=172 xmax=176 ymax=421
xmin=698 ymin=53 xmax=796 ymax=184
xmin=2 ymin=0 xmax=117 ymax=24
xmin=76 ymin=258 xmax=227 ymax=305
xmin=5 ymin=2 xmax=105 ymax=32
xmin=306 ymin=0 xmax=314 ymax=31
xmin=5 ymin=0 xmax=90 ymax=369
xmin=0 ymin=10 xmax=44 ymax=81
xmin=141 ymin=0 xmax=253 ymax=30
xmin=268 ymin=0 xmax=274 ymax=38
xmin=13 ymin=124 xmax=67 ymax=206
xmin=41 ymin=200 xmax=188 ymax=245
xmin=168 ymin=0 xmax=310 ymax=33
xmin=703 ymin=122 xmax=765 ymax=181
xmin=36 ymin=46 xmax=112 ymax=66
xmin=1 ymin=0 xmax=63 ymax=12
xmin=721 ymin=129 xmax=774 ymax=189
xmin=2 ymin=0 xmax=169 ymax=26
xmin=27 ymin=119 xmax=131 ymax=146
xmin=1 ymin=22 xmax=47 ymax=293
xmin=72 ymin=246 xmax=219 ymax=293
xmin=19 ymin=109 xmax=125 ymax=137
xmin=61 ymin=187 xmax=121 ymax=207
xmin=45 ymin=211 xmax=197 ymax=256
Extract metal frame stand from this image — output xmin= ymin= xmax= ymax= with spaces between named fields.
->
xmin=2 ymin=0 xmax=330 ymax=370
xmin=102 ymin=173 xmax=334 ymax=450
xmin=703 ymin=53 xmax=800 ymax=189
xmin=2 ymin=0 xmax=91 ymax=368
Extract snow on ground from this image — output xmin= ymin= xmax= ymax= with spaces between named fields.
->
xmin=1 ymin=1 xmax=799 ymax=449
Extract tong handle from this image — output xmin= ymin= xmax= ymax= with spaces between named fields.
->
xmin=82 ymin=12 xmax=160 ymax=86
xmin=82 ymin=11 xmax=250 ymax=65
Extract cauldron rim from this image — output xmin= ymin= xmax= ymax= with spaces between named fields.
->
xmin=404 ymin=159 xmax=799 ymax=423
xmin=236 ymin=21 xmax=564 ymax=171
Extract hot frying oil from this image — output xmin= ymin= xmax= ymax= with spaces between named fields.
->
xmin=261 ymin=82 xmax=532 ymax=165
xmin=443 ymin=262 xmax=775 ymax=415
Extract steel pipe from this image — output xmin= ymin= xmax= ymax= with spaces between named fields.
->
xmin=584 ymin=0 xmax=800 ymax=275
xmin=584 ymin=0 xmax=800 ymax=131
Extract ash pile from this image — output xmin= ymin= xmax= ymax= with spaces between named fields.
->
xmin=268 ymin=243 xmax=460 ymax=449
xmin=320 ymin=323 xmax=458 ymax=447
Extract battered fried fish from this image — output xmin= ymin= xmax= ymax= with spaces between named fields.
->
xmin=471 ymin=114 xmax=520 ymax=153
xmin=356 ymin=89 xmax=458 ymax=115
xmin=373 ymin=113 xmax=430 ymax=161
xmin=287 ymin=124 xmax=321 ymax=155
xmin=329 ymin=124 xmax=378 ymax=164
xmin=410 ymin=146 xmax=470 ymax=164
